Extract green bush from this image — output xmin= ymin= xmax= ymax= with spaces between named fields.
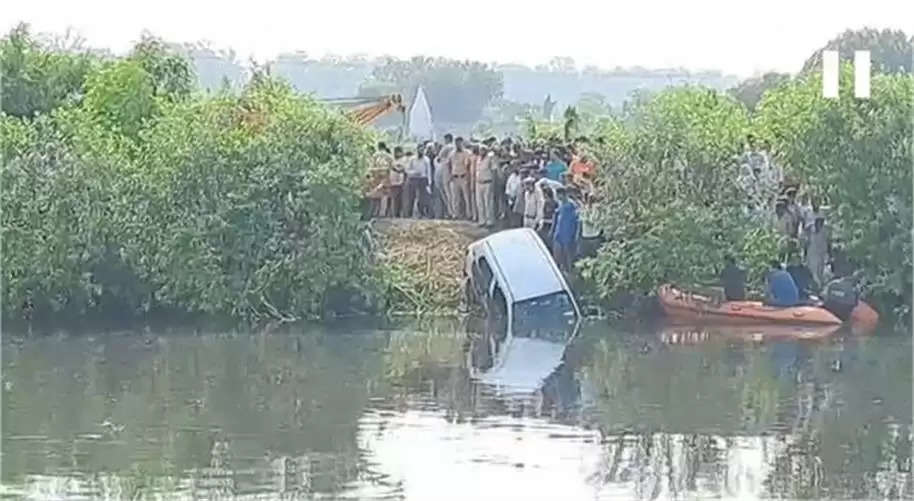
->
xmin=0 ymin=24 xmax=98 ymax=118
xmin=2 ymin=49 xmax=379 ymax=321
xmin=579 ymin=87 xmax=781 ymax=300
xmin=756 ymin=66 xmax=913 ymax=319
xmin=126 ymin=80 xmax=377 ymax=320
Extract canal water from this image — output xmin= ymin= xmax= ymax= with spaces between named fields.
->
xmin=1 ymin=319 xmax=911 ymax=500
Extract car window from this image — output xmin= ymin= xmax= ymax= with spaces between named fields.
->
xmin=513 ymin=291 xmax=576 ymax=341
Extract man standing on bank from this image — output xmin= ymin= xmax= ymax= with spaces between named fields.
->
xmin=475 ymin=145 xmax=496 ymax=228
xmin=405 ymin=144 xmax=431 ymax=218
xmin=449 ymin=137 xmax=474 ymax=220
xmin=551 ymin=187 xmax=579 ymax=273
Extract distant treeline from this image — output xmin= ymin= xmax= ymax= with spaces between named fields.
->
xmin=191 ymin=50 xmax=737 ymax=102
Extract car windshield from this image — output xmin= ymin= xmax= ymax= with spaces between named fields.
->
xmin=512 ymin=291 xmax=577 ymax=342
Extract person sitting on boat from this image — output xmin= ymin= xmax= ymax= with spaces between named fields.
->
xmin=719 ymin=254 xmax=746 ymax=301
xmin=765 ymin=260 xmax=800 ymax=307
xmin=785 ymin=252 xmax=817 ymax=303
xmin=821 ymin=270 xmax=860 ymax=321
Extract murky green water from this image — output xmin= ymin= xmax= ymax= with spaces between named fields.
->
xmin=2 ymin=319 xmax=911 ymax=500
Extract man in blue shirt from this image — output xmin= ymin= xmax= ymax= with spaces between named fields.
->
xmin=765 ymin=260 xmax=800 ymax=307
xmin=551 ymin=187 xmax=579 ymax=273
xmin=544 ymin=150 xmax=568 ymax=182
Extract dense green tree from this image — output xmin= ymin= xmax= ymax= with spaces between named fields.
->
xmin=579 ymin=87 xmax=781 ymax=300
xmin=802 ymin=28 xmax=913 ymax=75
xmin=126 ymin=33 xmax=195 ymax=100
xmin=728 ymin=72 xmax=791 ymax=110
xmin=1 ymin=37 xmax=380 ymax=322
xmin=82 ymin=60 xmax=158 ymax=138
xmin=0 ymin=23 xmax=98 ymax=118
xmin=755 ymin=65 xmax=913 ymax=320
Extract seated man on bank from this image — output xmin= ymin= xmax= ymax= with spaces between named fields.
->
xmin=764 ymin=260 xmax=800 ymax=307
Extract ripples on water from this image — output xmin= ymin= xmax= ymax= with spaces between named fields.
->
xmin=1 ymin=319 xmax=911 ymax=500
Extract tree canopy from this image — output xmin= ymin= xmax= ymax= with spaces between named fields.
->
xmin=728 ymin=72 xmax=791 ymax=111
xmin=0 ymin=23 xmax=97 ymax=118
xmin=802 ymin=27 xmax=913 ymax=75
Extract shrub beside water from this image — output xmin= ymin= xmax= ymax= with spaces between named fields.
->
xmin=579 ymin=70 xmax=911 ymax=324
xmin=578 ymin=87 xmax=782 ymax=302
xmin=2 ymin=32 xmax=379 ymax=322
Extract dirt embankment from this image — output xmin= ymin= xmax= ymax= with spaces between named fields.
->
xmin=370 ymin=219 xmax=491 ymax=315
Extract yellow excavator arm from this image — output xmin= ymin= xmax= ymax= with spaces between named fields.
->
xmin=321 ymin=94 xmax=406 ymax=126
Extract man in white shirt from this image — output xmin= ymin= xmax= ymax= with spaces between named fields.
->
xmin=533 ymin=170 xmax=564 ymax=229
xmin=475 ymin=147 xmax=496 ymax=227
xmin=504 ymin=164 xmax=522 ymax=225
xmin=404 ymin=144 xmax=431 ymax=218
xmin=522 ymin=177 xmax=538 ymax=228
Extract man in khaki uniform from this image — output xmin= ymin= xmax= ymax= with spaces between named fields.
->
xmin=475 ymin=146 xmax=496 ymax=227
xmin=449 ymin=137 xmax=473 ymax=219
xmin=372 ymin=143 xmax=395 ymax=218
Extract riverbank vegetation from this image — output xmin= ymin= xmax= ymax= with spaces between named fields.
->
xmin=3 ymin=24 xmax=911 ymax=326
xmin=573 ymin=63 xmax=911 ymax=324
xmin=2 ymin=26 xmax=379 ymax=322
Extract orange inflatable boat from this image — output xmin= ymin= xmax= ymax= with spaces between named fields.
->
xmin=657 ymin=284 xmax=879 ymax=330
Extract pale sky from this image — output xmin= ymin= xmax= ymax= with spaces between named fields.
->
xmin=4 ymin=0 xmax=913 ymax=77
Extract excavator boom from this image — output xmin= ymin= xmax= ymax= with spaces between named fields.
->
xmin=322 ymin=94 xmax=405 ymax=126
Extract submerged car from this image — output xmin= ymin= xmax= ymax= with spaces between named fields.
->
xmin=463 ymin=228 xmax=581 ymax=389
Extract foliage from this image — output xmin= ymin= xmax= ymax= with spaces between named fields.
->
xmin=522 ymin=115 xmax=564 ymax=145
xmin=578 ymin=87 xmax=782 ymax=300
xmin=1 ymin=103 xmax=143 ymax=318
xmin=755 ymin=65 xmax=913 ymax=319
xmin=82 ymin=60 xmax=159 ymax=138
xmin=360 ymin=56 xmax=504 ymax=125
xmin=127 ymin=33 xmax=195 ymax=100
xmin=124 ymin=79 xmax=378 ymax=320
xmin=727 ymin=72 xmax=791 ymax=110
xmin=0 ymin=23 xmax=98 ymax=118
xmin=1 ymin=38 xmax=381 ymax=322
xmin=576 ymin=64 xmax=912 ymax=320
xmin=802 ymin=27 xmax=913 ymax=75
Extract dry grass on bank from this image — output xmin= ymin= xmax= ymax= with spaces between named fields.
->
xmin=371 ymin=218 xmax=491 ymax=315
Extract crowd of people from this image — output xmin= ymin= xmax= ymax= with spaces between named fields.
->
xmin=363 ymin=134 xmax=602 ymax=272
xmin=363 ymin=131 xmax=861 ymax=315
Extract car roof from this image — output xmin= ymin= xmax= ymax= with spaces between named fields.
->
xmin=477 ymin=228 xmax=566 ymax=302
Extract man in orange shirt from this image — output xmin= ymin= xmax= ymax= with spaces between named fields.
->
xmin=569 ymin=153 xmax=595 ymax=178
xmin=569 ymin=153 xmax=596 ymax=199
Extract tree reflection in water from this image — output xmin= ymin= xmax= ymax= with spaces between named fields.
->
xmin=1 ymin=320 xmax=910 ymax=499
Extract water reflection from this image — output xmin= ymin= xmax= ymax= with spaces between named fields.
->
xmin=2 ymin=321 xmax=911 ymax=500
